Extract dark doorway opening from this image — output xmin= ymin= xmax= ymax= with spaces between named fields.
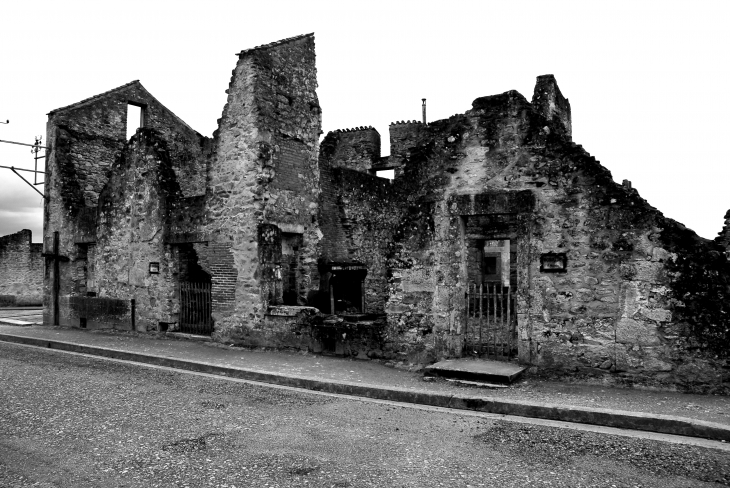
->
xmin=324 ymin=263 xmax=368 ymax=315
xmin=177 ymin=244 xmax=212 ymax=335
xmin=281 ymin=233 xmax=302 ymax=305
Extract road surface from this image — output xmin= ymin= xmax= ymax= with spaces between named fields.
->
xmin=1 ymin=342 xmax=728 ymax=487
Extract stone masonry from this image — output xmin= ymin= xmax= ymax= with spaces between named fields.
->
xmin=43 ymin=34 xmax=730 ymax=392
xmin=0 ymin=230 xmax=43 ymax=306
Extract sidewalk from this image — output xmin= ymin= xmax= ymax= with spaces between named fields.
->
xmin=0 ymin=323 xmax=729 ymax=442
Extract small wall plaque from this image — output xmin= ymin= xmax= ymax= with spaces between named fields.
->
xmin=149 ymin=262 xmax=160 ymax=274
xmin=540 ymin=252 xmax=567 ymax=273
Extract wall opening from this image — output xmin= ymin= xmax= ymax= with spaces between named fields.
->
xmin=74 ymin=243 xmax=97 ymax=296
xmin=126 ymin=103 xmax=144 ymax=140
xmin=325 ymin=264 xmax=368 ymax=315
xmin=467 ymin=238 xmax=510 ymax=287
xmin=176 ymin=243 xmax=213 ymax=335
xmin=281 ymin=233 xmax=303 ymax=305
xmin=375 ymin=169 xmax=394 ymax=180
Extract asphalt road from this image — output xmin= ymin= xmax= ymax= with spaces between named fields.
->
xmin=1 ymin=342 xmax=728 ymax=488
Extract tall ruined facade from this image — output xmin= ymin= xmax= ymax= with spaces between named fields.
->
xmin=44 ymin=35 xmax=730 ymax=391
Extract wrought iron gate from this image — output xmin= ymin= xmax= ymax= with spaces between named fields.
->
xmin=179 ymin=282 xmax=212 ymax=335
xmin=465 ymin=282 xmax=517 ymax=358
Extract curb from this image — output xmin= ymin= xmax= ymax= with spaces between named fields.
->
xmin=1 ymin=332 xmax=729 ymax=443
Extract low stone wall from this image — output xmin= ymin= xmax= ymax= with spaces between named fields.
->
xmin=58 ymin=295 xmax=133 ymax=330
xmin=0 ymin=230 xmax=43 ymax=306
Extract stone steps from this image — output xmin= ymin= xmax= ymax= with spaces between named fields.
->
xmin=424 ymin=358 xmax=526 ymax=385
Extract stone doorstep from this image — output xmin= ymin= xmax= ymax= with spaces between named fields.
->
xmin=424 ymin=358 xmax=527 ymax=385
xmin=0 ymin=318 xmax=34 ymax=326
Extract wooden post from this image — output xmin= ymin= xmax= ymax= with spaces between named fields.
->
xmin=329 ymin=282 xmax=335 ymax=315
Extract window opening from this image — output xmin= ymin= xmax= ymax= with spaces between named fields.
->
xmin=126 ymin=103 xmax=144 ymax=140
xmin=376 ymin=169 xmax=394 ymax=180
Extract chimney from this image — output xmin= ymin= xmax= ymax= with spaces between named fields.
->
xmin=422 ymin=98 xmax=426 ymax=124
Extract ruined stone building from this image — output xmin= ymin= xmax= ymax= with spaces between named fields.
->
xmin=0 ymin=230 xmax=43 ymax=306
xmin=43 ymin=33 xmax=730 ymax=391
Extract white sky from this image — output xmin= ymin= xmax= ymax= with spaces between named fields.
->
xmin=1 ymin=0 xmax=728 ymax=242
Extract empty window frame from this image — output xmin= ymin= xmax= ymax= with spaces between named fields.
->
xmin=126 ymin=103 xmax=145 ymax=140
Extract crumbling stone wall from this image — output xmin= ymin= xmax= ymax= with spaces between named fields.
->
xmin=42 ymin=36 xmax=730 ymax=390
xmin=44 ymin=81 xmax=207 ymax=328
xmin=372 ymin=75 xmax=730 ymax=390
xmin=320 ymin=166 xmax=404 ymax=313
xmin=0 ymin=230 xmax=43 ymax=306
xmin=206 ymin=33 xmax=323 ymax=344
xmin=93 ymin=129 xmax=185 ymax=331
xmin=388 ymin=121 xmax=426 ymax=177
xmin=714 ymin=209 xmax=730 ymax=253
xmin=320 ymin=128 xmax=380 ymax=173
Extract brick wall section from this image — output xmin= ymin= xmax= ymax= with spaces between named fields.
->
xmin=271 ymin=138 xmax=311 ymax=191
xmin=0 ymin=230 xmax=43 ymax=306
xmin=208 ymin=242 xmax=237 ymax=311
xmin=317 ymin=162 xmax=349 ymax=262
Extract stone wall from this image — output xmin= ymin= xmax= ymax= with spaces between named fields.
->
xmin=388 ymin=121 xmax=426 ymax=177
xmin=206 ymin=33 xmax=323 ymax=344
xmin=0 ymin=230 xmax=43 ymax=306
xmin=371 ymin=76 xmax=730 ymax=391
xmin=41 ymin=36 xmax=730 ymax=391
xmin=714 ymin=209 xmax=730 ymax=253
xmin=319 ymin=128 xmax=380 ymax=173
xmin=44 ymin=81 xmax=207 ymax=328
xmin=93 ymin=129 xmax=184 ymax=331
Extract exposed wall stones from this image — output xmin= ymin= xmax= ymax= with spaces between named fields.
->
xmin=0 ymin=230 xmax=43 ymax=306
xmin=532 ymin=74 xmax=572 ymax=138
xmin=319 ymin=128 xmax=380 ymax=173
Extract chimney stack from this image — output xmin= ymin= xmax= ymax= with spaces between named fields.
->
xmin=422 ymin=98 xmax=426 ymax=124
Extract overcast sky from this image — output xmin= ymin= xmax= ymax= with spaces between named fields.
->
xmin=1 ymin=0 xmax=728 ymax=242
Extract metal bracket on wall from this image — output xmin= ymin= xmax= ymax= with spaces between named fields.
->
xmin=0 ymin=165 xmax=45 ymax=199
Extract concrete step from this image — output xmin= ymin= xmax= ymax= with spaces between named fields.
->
xmin=424 ymin=358 xmax=526 ymax=385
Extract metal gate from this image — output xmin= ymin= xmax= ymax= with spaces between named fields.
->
xmin=179 ymin=282 xmax=212 ymax=335
xmin=465 ymin=282 xmax=517 ymax=358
